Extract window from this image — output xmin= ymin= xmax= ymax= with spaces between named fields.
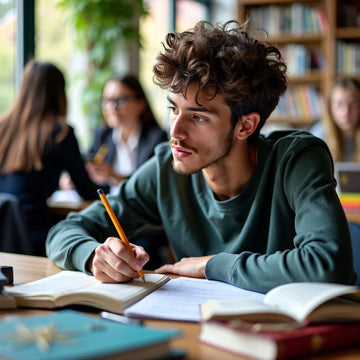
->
xmin=0 ymin=0 xmax=16 ymax=115
xmin=2 ymin=0 xmax=233 ymax=145
xmin=174 ymin=0 xmax=210 ymax=31
xmin=36 ymin=0 xmax=71 ymax=75
xmin=139 ymin=0 xmax=210 ymax=129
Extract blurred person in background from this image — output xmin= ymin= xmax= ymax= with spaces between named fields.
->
xmin=82 ymin=74 xmax=168 ymax=268
xmin=85 ymin=74 xmax=168 ymax=193
xmin=311 ymin=77 xmax=360 ymax=161
xmin=0 ymin=60 xmax=99 ymax=256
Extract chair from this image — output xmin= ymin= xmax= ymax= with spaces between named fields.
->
xmin=348 ymin=222 xmax=360 ymax=286
xmin=0 ymin=193 xmax=34 ymax=255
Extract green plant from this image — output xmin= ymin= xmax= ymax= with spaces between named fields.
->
xmin=58 ymin=0 xmax=148 ymax=127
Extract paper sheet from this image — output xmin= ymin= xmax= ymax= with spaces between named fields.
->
xmin=124 ymin=277 xmax=265 ymax=322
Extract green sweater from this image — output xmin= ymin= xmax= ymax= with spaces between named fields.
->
xmin=46 ymin=130 xmax=356 ymax=293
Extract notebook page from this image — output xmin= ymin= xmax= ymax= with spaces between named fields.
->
xmin=124 ymin=277 xmax=265 ymax=322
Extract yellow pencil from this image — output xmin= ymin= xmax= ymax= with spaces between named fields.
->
xmin=93 ymin=144 xmax=109 ymax=164
xmin=97 ymin=189 xmax=145 ymax=282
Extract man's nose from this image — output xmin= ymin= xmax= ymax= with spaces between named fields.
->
xmin=170 ymin=114 xmax=188 ymax=140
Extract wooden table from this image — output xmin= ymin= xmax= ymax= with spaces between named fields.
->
xmin=1 ymin=253 xmax=360 ymax=359
xmin=47 ymin=199 xmax=360 ymax=224
xmin=47 ymin=198 xmax=93 ymax=217
xmin=46 ymin=189 xmax=94 ymax=218
xmin=46 ymin=188 xmax=360 ymax=225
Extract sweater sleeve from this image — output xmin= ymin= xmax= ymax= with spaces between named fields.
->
xmin=205 ymin=143 xmax=356 ymax=293
xmin=46 ymin=156 xmax=163 ymax=271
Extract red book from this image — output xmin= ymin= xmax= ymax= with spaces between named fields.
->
xmin=199 ymin=320 xmax=360 ymax=360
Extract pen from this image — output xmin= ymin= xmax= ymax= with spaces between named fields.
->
xmin=97 ymin=189 xmax=146 ymax=282
xmin=100 ymin=311 xmax=143 ymax=326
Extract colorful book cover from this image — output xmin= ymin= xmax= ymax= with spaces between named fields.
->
xmin=0 ymin=310 xmax=183 ymax=360
xmin=339 ymin=193 xmax=360 ymax=211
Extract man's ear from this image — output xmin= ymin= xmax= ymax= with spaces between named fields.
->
xmin=235 ymin=112 xmax=260 ymax=140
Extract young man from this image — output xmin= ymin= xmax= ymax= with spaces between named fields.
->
xmin=46 ymin=21 xmax=355 ymax=293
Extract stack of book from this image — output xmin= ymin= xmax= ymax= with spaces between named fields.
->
xmin=199 ymin=282 xmax=360 ymax=359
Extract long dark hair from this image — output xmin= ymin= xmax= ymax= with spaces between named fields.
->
xmin=0 ymin=60 xmax=68 ymax=173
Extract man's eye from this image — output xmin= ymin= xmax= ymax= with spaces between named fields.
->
xmin=192 ymin=114 xmax=207 ymax=122
xmin=167 ymin=105 xmax=177 ymax=114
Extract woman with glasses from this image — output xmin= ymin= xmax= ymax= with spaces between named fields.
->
xmin=311 ymin=77 xmax=360 ymax=161
xmin=85 ymin=74 xmax=168 ymax=269
xmin=86 ymin=74 xmax=168 ymax=192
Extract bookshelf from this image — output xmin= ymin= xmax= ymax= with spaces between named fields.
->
xmin=237 ymin=0 xmax=360 ymax=129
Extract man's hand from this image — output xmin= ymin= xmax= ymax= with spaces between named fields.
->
xmin=154 ymin=255 xmax=215 ymax=278
xmin=88 ymin=237 xmax=149 ymax=283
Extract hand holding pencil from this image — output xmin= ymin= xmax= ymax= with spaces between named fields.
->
xmin=97 ymin=189 xmax=146 ymax=282
xmin=92 ymin=144 xmax=109 ymax=165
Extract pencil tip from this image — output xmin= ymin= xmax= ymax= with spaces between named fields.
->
xmin=141 ymin=274 xmax=146 ymax=283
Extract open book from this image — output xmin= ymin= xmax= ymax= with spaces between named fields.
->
xmin=200 ymin=282 xmax=360 ymax=326
xmin=6 ymin=271 xmax=170 ymax=314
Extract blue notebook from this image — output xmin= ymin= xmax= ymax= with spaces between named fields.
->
xmin=0 ymin=310 xmax=183 ymax=360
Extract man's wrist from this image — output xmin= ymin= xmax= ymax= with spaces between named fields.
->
xmin=87 ymin=252 xmax=95 ymax=274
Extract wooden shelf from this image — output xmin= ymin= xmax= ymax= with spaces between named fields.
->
xmin=268 ymin=116 xmax=316 ymax=125
xmin=269 ymin=34 xmax=324 ymax=44
xmin=238 ymin=0 xmax=318 ymax=5
xmin=287 ymin=71 xmax=323 ymax=84
xmin=336 ymin=27 xmax=360 ymax=39
xmin=238 ymin=0 xmax=360 ymax=128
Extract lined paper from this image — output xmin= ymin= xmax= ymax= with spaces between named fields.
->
xmin=124 ymin=277 xmax=265 ymax=322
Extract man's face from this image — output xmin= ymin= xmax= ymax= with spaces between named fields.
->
xmin=168 ymin=83 xmax=235 ymax=175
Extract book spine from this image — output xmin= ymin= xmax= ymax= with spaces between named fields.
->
xmin=276 ymin=324 xmax=360 ymax=359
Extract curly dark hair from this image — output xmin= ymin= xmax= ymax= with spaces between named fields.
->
xmin=153 ymin=20 xmax=287 ymax=142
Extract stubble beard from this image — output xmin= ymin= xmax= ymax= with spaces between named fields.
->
xmin=171 ymin=128 xmax=235 ymax=175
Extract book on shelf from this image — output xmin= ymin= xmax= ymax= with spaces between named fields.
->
xmin=200 ymin=282 xmax=360 ymax=325
xmin=339 ymin=193 xmax=360 ymax=211
xmin=199 ymin=319 xmax=360 ymax=360
xmin=247 ymin=3 xmax=328 ymax=36
xmin=6 ymin=270 xmax=170 ymax=314
xmin=272 ymin=86 xmax=322 ymax=122
xmin=0 ymin=309 xmax=183 ymax=360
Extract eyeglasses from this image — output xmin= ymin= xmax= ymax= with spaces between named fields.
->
xmin=101 ymin=96 xmax=136 ymax=109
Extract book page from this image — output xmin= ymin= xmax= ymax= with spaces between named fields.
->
xmin=264 ymin=282 xmax=360 ymax=323
xmin=71 ymin=273 xmax=170 ymax=309
xmin=124 ymin=277 xmax=265 ymax=322
xmin=7 ymin=271 xmax=98 ymax=298
xmin=200 ymin=298 xmax=295 ymax=323
xmin=7 ymin=271 xmax=169 ymax=306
